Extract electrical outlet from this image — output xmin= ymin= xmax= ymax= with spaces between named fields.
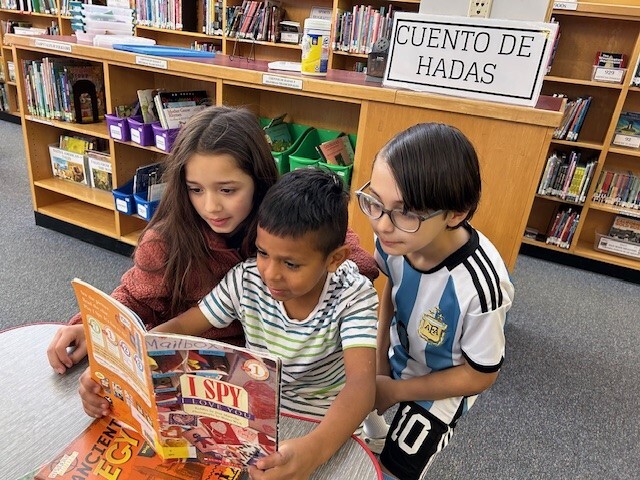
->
xmin=468 ymin=0 xmax=493 ymax=18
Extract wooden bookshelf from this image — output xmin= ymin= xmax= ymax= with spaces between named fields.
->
xmin=8 ymin=33 xmax=562 ymax=271
xmin=524 ymin=1 xmax=640 ymax=272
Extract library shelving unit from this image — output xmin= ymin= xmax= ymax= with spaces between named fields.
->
xmin=0 ymin=0 xmax=72 ymax=121
xmin=8 ymin=33 xmax=562 ymax=271
xmin=523 ymin=0 xmax=640 ymax=273
xmin=133 ymin=0 xmax=421 ymax=70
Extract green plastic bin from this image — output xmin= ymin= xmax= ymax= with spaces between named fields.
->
xmin=319 ymin=133 xmax=356 ymax=186
xmin=288 ymin=127 xmax=343 ymax=171
xmin=260 ymin=117 xmax=313 ymax=174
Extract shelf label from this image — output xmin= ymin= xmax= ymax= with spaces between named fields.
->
xmin=262 ymin=74 xmax=303 ymax=90
xmin=383 ymin=13 xmax=559 ymax=107
xmin=553 ymin=2 xmax=578 ymax=10
xmin=592 ymin=67 xmax=625 ymax=84
xmin=597 ymin=236 xmax=640 ymax=258
xmin=135 ymin=56 xmax=168 ymax=70
xmin=34 ymin=39 xmax=72 ymax=53
xmin=613 ymin=134 xmax=640 ymax=149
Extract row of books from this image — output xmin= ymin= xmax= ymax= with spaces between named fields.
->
xmin=49 ymin=134 xmax=112 ymax=191
xmin=546 ymin=206 xmax=580 ymax=249
xmin=1 ymin=19 xmax=59 ymax=36
xmin=225 ymin=0 xmax=284 ymax=41
xmin=135 ymin=0 xmax=197 ymax=31
xmin=591 ymin=169 xmax=640 ymax=210
xmin=0 ymin=0 xmax=57 ymax=14
xmin=552 ymin=95 xmax=592 ymax=142
xmin=334 ymin=4 xmax=397 ymax=55
xmin=537 ymin=150 xmax=597 ymax=204
xmin=22 ymin=57 xmax=106 ymax=123
xmin=136 ymin=88 xmax=210 ymax=130
xmin=202 ymin=0 xmax=223 ymax=36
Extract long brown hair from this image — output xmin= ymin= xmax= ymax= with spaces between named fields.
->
xmin=138 ymin=106 xmax=278 ymax=317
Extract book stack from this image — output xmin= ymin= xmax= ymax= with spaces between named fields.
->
xmin=225 ymin=0 xmax=284 ymax=42
xmin=334 ymin=4 xmax=398 ymax=55
xmin=545 ymin=206 xmax=580 ymax=249
xmin=537 ymin=150 xmax=598 ymax=203
xmin=591 ymin=169 xmax=640 ymax=209
xmin=552 ymin=95 xmax=592 ymax=142
xmin=22 ymin=57 xmax=106 ymax=123
xmin=133 ymin=162 xmax=165 ymax=202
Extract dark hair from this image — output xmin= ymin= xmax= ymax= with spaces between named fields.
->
xmin=139 ymin=106 xmax=279 ymax=317
xmin=258 ymin=168 xmax=349 ymax=255
xmin=377 ymin=122 xmax=481 ymax=228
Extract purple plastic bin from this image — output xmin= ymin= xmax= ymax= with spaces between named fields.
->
xmin=151 ymin=122 xmax=180 ymax=153
xmin=105 ymin=113 xmax=131 ymax=142
xmin=127 ymin=116 xmax=155 ymax=147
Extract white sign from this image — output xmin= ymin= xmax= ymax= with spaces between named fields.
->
xmin=383 ymin=13 xmax=558 ymax=106
xmin=34 ymin=39 xmax=72 ymax=53
xmin=135 ymin=55 xmax=168 ymax=70
xmin=553 ymin=2 xmax=578 ymax=11
xmin=262 ymin=74 xmax=303 ymax=90
xmin=592 ymin=67 xmax=625 ymax=84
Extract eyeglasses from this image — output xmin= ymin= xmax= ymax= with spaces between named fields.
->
xmin=355 ymin=181 xmax=444 ymax=233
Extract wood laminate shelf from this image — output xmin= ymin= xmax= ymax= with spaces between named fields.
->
xmin=37 ymin=201 xmax=117 ymax=237
xmin=34 ymin=178 xmax=115 ymax=210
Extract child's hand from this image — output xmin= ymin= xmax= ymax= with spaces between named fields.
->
xmin=248 ymin=437 xmax=318 ymax=480
xmin=374 ymin=374 xmax=398 ymax=414
xmin=78 ymin=367 xmax=111 ymax=418
xmin=47 ymin=324 xmax=87 ymax=374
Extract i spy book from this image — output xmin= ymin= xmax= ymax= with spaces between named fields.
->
xmin=70 ymin=279 xmax=281 ymax=471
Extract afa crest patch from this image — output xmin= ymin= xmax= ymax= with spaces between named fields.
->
xmin=418 ymin=308 xmax=447 ymax=346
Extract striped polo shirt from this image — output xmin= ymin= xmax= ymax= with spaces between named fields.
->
xmin=199 ymin=259 xmax=378 ymax=419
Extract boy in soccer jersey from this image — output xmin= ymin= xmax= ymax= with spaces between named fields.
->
xmin=357 ymin=123 xmax=515 ymax=480
xmin=79 ymin=168 xmax=378 ymax=480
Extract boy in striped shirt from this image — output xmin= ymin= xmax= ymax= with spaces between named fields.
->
xmin=151 ymin=169 xmax=378 ymax=478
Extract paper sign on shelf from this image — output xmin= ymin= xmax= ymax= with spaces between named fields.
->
xmin=383 ymin=13 xmax=559 ymax=107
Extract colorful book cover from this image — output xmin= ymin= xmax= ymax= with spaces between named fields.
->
xmin=318 ymin=135 xmax=355 ymax=166
xmin=609 ymin=215 xmax=640 ymax=244
xmin=32 ymin=417 xmax=246 ymax=480
xmin=49 ymin=144 xmax=88 ymax=185
xmin=72 ymin=278 xmax=281 ymax=470
xmin=157 ymin=90 xmax=209 ymax=129
xmin=87 ymin=150 xmax=113 ymax=191
xmin=64 ymin=62 xmax=106 ymax=123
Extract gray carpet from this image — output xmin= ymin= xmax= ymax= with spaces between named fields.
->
xmin=1 ymin=120 xmax=639 ymax=479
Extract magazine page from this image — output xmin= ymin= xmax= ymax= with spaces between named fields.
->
xmin=32 ymin=418 xmax=246 ymax=480
xmin=145 ymin=333 xmax=281 ymax=468
xmin=72 ymin=279 xmax=159 ymax=449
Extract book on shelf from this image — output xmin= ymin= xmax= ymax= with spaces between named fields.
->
xmin=70 ymin=278 xmax=281 ymax=470
xmin=155 ymin=90 xmax=209 ymax=130
xmin=49 ymin=144 xmax=88 ymax=185
xmin=609 ymin=215 xmax=640 ymax=244
xmin=133 ymin=162 xmax=164 ymax=198
xmin=137 ymin=88 xmax=161 ymax=124
xmin=262 ymin=113 xmax=291 ymax=152
xmin=87 ymin=150 xmax=113 ymax=191
xmin=612 ymin=111 xmax=640 ymax=149
xmin=592 ymin=169 xmax=640 ymax=209
xmin=317 ymin=134 xmax=355 ymax=166
xmin=31 ymin=417 xmax=246 ymax=479
xmin=632 ymin=56 xmax=640 ymax=87
xmin=545 ymin=206 xmax=580 ymax=249
xmin=552 ymin=95 xmax=592 ymax=142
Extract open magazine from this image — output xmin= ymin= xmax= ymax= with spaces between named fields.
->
xmin=65 ymin=279 xmax=281 ymax=471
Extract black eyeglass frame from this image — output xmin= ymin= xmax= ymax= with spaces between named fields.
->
xmin=355 ymin=181 xmax=444 ymax=233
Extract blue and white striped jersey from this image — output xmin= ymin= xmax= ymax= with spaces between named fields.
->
xmin=376 ymin=225 xmax=514 ymax=425
xmin=199 ymin=259 xmax=378 ymax=420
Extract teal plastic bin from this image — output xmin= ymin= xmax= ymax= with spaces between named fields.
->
xmin=319 ymin=133 xmax=356 ymax=186
xmin=260 ymin=117 xmax=313 ymax=174
xmin=288 ymin=127 xmax=343 ymax=171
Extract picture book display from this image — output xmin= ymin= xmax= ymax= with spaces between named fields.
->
xmin=72 ymin=279 xmax=281 ymax=470
xmin=612 ymin=111 xmax=640 ymax=149
xmin=155 ymin=90 xmax=210 ymax=129
xmin=32 ymin=418 xmax=246 ymax=480
xmin=608 ymin=215 xmax=640 ymax=244
xmin=87 ymin=150 xmax=113 ymax=191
